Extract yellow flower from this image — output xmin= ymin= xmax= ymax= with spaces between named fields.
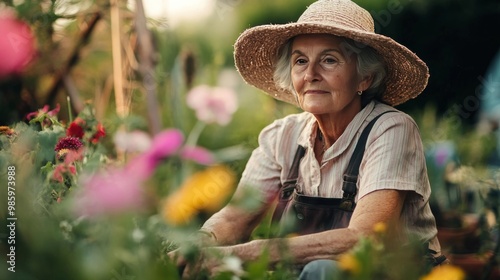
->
xmin=373 ymin=222 xmax=387 ymax=234
xmin=420 ymin=265 xmax=465 ymax=280
xmin=338 ymin=253 xmax=361 ymax=275
xmin=162 ymin=165 xmax=235 ymax=225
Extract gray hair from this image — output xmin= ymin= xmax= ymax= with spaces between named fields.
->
xmin=273 ymin=36 xmax=387 ymax=105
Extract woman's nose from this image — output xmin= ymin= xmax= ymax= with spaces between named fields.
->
xmin=304 ymin=63 xmax=321 ymax=82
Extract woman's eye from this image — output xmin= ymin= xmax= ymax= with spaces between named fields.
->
xmin=324 ymin=57 xmax=337 ymax=64
xmin=295 ymin=58 xmax=307 ymax=65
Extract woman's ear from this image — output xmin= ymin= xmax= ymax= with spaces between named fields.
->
xmin=358 ymin=74 xmax=374 ymax=92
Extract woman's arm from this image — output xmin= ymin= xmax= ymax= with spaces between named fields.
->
xmin=200 ymin=201 xmax=270 ymax=246
xmin=226 ymin=189 xmax=407 ymax=265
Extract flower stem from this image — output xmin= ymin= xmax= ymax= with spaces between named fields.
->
xmin=67 ymin=96 xmax=73 ymax=123
xmin=186 ymin=121 xmax=206 ymax=147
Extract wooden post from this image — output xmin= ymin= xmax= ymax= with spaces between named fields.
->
xmin=110 ymin=0 xmax=127 ymax=118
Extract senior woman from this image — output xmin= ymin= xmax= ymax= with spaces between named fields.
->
xmin=174 ymin=0 xmax=444 ymax=278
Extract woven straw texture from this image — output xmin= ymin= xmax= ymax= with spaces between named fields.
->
xmin=234 ymin=0 xmax=429 ymax=106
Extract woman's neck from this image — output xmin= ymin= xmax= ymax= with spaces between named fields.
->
xmin=314 ymin=103 xmax=362 ymax=148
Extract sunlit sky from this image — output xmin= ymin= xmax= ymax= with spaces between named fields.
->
xmin=141 ymin=0 xmax=215 ymax=28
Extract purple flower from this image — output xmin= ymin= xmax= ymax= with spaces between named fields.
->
xmin=186 ymin=85 xmax=238 ymax=125
xmin=432 ymin=142 xmax=455 ymax=168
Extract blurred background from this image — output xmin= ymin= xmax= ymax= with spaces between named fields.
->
xmin=1 ymin=0 xmax=500 ymax=279
xmin=1 ymin=0 xmax=500 ymax=159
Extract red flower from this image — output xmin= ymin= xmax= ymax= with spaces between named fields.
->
xmin=67 ymin=117 xmax=85 ymax=138
xmin=55 ymin=136 xmax=83 ymax=152
xmin=90 ymin=123 xmax=106 ymax=144
xmin=55 ymin=136 xmax=84 ymax=160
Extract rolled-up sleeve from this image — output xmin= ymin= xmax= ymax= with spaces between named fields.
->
xmin=358 ymin=113 xmax=430 ymax=202
xmin=238 ymin=121 xmax=284 ymax=203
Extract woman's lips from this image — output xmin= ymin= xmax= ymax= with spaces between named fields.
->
xmin=305 ymin=90 xmax=329 ymax=94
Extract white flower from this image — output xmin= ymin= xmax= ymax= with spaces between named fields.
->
xmin=113 ymin=130 xmax=152 ymax=153
xmin=132 ymin=228 xmax=145 ymax=243
xmin=186 ymin=85 xmax=238 ymax=126
xmin=218 ymin=256 xmax=244 ymax=279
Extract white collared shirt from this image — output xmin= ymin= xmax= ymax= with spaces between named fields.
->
xmin=238 ymin=100 xmax=440 ymax=250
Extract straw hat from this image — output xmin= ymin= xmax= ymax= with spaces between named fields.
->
xmin=234 ymin=0 xmax=429 ymax=106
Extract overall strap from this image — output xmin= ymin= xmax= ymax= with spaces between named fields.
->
xmin=340 ymin=111 xmax=396 ymax=211
xmin=275 ymin=145 xmax=305 ymax=202
xmin=272 ymin=145 xmax=306 ymax=223
xmin=283 ymin=145 xmax=306 ymax=189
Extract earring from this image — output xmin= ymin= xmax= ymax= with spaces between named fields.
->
xmin=357 ymin=91 xmax=363 ymax=96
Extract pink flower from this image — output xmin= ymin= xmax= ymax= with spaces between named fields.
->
xmin=180 ymin=146 xmax=214 ymax=165
xmin=63 ymin=149 xmax=85 ymax=164
xmin=52 ymin=164 xmax=76 ymax=183
xmin=115 ymin=129 xmax=215 ymax=180
xmin=26 ymin=104 xmax=60 ymax=121
xmin=74 ymin=169 xmax=145 ymax=217
xmin=147 ymin=129 xmax=185 ymax=160
xmin=0 ymin=10 xmax=36 ymax=77
xmin=124 ymin=129 xmax=185 ymax=180
xmin=73 ymin=129 xmax=185 ymax=217
xmin=186 ymin=85 xmax=238 ymax=125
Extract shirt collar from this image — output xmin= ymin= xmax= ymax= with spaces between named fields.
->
xmin=297 ymin=101 xmax=377 ymax=161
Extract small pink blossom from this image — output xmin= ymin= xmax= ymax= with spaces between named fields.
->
xmin=180 ymin=146 xmax=214 ymax=165
xmin=26 ymin=104 xmax=60 ymax=121
xmin=52 ymin=164 xmax=76 ymax=183
xmin=186 ymin=85 xmax=238 ymax=125
xmin=63 ymin=149 xmax=85 ymax=164
xmin=147 ymin=129 xmax=184 ymax=160
xmin=124 ymin=129 xmax=185 ymax=180
xmin=52 ymin=149 xmax=82 ymax=183
xmin=0 ymin=10 xmax=36 ymax=77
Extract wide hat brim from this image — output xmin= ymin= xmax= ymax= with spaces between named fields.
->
xmin=234 ymin=12 xmax=429 ymax=106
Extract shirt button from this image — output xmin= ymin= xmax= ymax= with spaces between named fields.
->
xmin=297 ymin=213 xmax=304 ymax=220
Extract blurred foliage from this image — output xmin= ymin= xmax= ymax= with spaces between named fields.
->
xmin=2 ymin=0 xmax=499 ymax=125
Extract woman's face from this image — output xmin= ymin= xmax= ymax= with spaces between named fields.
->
xmin=291 ymin=34 xmax=370 ymax=116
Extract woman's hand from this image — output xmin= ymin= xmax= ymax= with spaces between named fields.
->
xmin=169 ymin=246 xmax=232 ymax=279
